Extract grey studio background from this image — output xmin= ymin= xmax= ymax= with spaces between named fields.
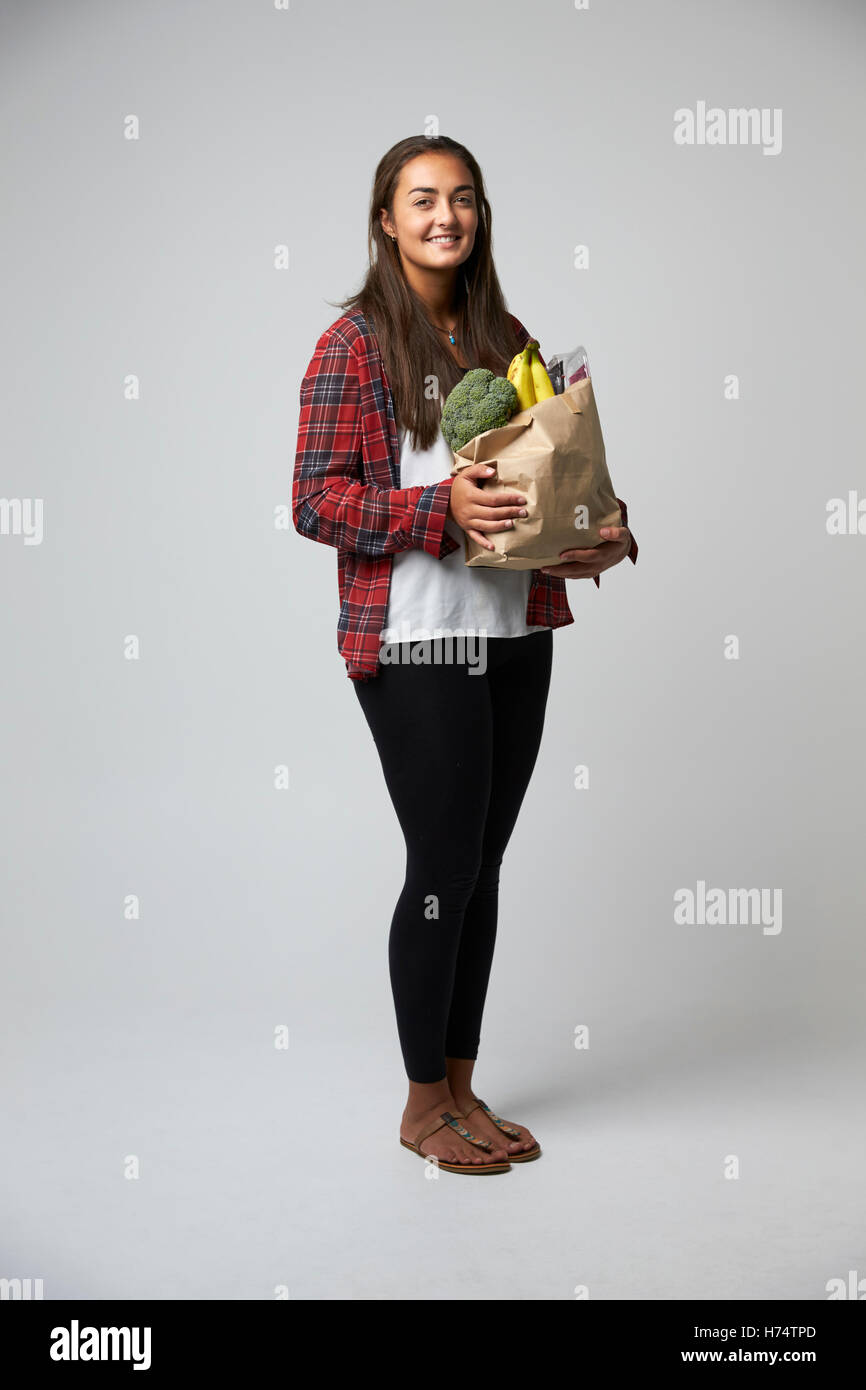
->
xmin=1 ymin=0 xmax=864 ymax=1302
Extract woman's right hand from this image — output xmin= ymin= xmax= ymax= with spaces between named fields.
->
xmin=446 ymin=463 xmax=528 ymax=552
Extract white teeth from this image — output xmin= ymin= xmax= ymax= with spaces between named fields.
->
xmin=428 ymin=236 xmax=458 ymax=243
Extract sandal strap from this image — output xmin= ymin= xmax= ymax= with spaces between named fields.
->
xmin=411 ymin=1113 xmax=451 ymax=1151
xmin=412 ymin=1110 xmax=497 ymax=1155
xmin=439 ymin=1112 xmax=492 ymax=1151
xmin=465 ymin=1097 xmax=523 ymax=1142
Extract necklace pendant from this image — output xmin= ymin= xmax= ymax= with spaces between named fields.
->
xmin=449 ymin=330 xmax=455 ymax=345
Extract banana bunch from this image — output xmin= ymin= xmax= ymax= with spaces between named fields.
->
xmin=507 ymin=339 xmax=555 ymax=412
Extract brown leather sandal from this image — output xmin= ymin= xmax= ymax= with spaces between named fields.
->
xmin=457 ymin=1098 xmax=542 ymax=1163
xmin=400 ymin=1110 xmax=512 ymax=1174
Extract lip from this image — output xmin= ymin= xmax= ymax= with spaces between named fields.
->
xmin=426 ymin=235 xmax=461 ymax=245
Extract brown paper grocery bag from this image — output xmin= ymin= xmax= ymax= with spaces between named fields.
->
xmin=449 ymin=375 xmax=622 ymax=569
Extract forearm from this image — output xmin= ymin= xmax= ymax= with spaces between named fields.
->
xmin=292 ymin=475 xmax=457 ymax=559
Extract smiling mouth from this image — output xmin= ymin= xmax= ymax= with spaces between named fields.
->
xmin=426 ymin=235 xmax=461 ymax=244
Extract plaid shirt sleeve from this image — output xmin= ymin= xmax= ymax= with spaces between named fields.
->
xmin=509 ymin=315 xmax=638 ymax=586
xmin=293 ymin=326 xmax=456 ymax=560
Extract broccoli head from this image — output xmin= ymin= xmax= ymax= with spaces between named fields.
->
xmin=440 ymin=368 xmax=519 ymax=452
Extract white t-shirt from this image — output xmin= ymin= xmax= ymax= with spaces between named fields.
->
xmin=384 ymin=420 xmax=548 ymax=643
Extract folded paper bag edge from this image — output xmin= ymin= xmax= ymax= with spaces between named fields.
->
xmin=449 ymin=417 xmax=533 ymax=471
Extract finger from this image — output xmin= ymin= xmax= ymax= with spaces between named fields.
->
xmin=554 ymin=538 xmax=626 ymax=561
xmin=540 ymin=564 xmax=598 ymax=578
xmin=541 ymin=554 xmax=611 ymax=575
xmin=541 ymin=552 xmax=620 ymax=577
xmin=477 ymin=508 xmax=527 ymax=523
xmin=554 ymin=548 xmax=602 ymax=563
xmin=467 ymin=529 xmax=496 ymax=551
xmin=550 ymin=560 xmax=610 ymax=576
xmin=471 ymin=516 xmax=523 ymax=534
xmin=472 ymin=499 xmax=528 ymax=521
xmin=474 ymin=491 xmax=527 ymax=508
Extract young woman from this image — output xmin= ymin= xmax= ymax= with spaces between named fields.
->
xmin=293 ymin=135 xmax=637 ymax=1176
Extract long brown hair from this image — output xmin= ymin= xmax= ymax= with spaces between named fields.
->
xmin=332 ymin=135 xmax=522 ymax=451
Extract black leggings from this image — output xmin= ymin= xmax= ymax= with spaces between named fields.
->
xmin=353 ymin=629 xmax=553 ymax=1082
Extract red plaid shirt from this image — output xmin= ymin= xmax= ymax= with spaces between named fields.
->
xmin=292 ymin=310 xmax=638 ymax=681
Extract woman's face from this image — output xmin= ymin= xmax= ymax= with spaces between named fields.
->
xmin=381 ymin=153 xmax=478 ymax=274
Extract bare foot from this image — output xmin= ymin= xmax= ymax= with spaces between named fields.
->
xmin=450 ymin=1094 xmax=538 ymax=1157
xmin=401 ymin=1099 xmax=510 ymax=1167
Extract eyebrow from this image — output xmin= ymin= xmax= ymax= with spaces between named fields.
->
xmin=406 ymin=184 xmax=475 ymax=196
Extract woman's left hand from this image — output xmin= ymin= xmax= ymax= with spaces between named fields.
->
xmin=539 ymin=526 xmax=631 ymax=579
